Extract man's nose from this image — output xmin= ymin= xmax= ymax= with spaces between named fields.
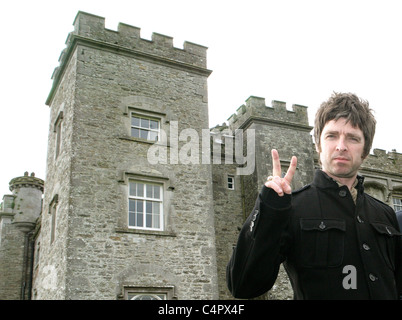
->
xmin=336 ymin=137 xmax=348 ymax=152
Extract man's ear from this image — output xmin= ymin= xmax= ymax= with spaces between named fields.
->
xmin=315 ymin=143 xmax=321 ymax=153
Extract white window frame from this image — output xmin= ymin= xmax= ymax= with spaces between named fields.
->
xmin=393 ymin=197 xmax=402 ymax=212
xmin=130 ymin=113 xmax=160 ymax=142
xmin=128 ymin=181 xmax=163 ymax=231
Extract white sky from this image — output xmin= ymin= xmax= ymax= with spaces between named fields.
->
xmin=1 ymin=0 xmax=401 ymax=198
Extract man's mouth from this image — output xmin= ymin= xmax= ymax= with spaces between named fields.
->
xmin=333 ymin=156 xmax=350 ymax=162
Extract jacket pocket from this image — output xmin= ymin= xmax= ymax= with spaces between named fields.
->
xmin=370 ymin=222 xmax=402 ymax=271
xmin=300 ymin=218 xmax=346 ymax=268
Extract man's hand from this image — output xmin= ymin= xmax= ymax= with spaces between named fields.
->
xmin=265 ymin=149 xmax=297 ymax=197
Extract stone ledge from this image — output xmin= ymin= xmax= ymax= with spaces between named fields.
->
xmin=115 ymin=227 xmax=176 ymax=237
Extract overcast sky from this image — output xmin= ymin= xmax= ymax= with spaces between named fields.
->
xmin=1 ymin=0 xmax=401 ymax=198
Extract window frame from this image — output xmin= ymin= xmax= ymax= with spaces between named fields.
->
xmin=122 ymin=286 xmax=175 ymax=300
xmin=54 ymin=111 xmax=63 ymax=159
xmin=130 ymin=113 xmax=160 ymax=142
xmin=128 ymin=180 xmax=164 ymax=231
xmin=393 ymin=197 xmax=402 ymax=212
xmin=49 ymin=194 xmax=59 ymax=244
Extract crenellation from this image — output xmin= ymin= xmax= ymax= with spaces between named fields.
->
xmin=362 ymin=149 xmax=402 ymax=176
xmin=245 ymin=95 xmax=266 ymax=108
xmin=152 ymin=32 xmax=174 ymax=48
xmin=271 ymin=99 xmax=287 ymax=110
xmin=183 ymin=41 xmax=208 ymax=58
xmin=227 ymin=96 xmax=310 ymax=130
xmin=69 ymin=11 xmax=208 ymax=66
xmin=47 ymin=11 xmax=210 ymax=105
xmin=73 ymin=11 xmax=106 ymax=38
xmin=117 ymin=23 xmax=141 ymax=40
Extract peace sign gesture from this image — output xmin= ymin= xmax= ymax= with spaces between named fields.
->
xmin=265 ymin=149 xmax=297 ymax=197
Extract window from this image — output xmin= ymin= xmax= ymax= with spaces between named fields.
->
xmin=127 ymin=293 xmax=166 ymax=300
xmin=49 ymin=195 xmax=59 ymax=244
xmin=393 ymin=197 xmax=402 ymax=212
xmin=227 ymin=175 xmax=235 ymax=190
xmin=54 ymin=112 xmax=63 ymax=159
xmin=131 ymin=114 xmax=160 ymax=141
xmin=129 ymin=182 xmax=163 ymax=230
xmin=123 ymin=286 xmax=175 ymax=300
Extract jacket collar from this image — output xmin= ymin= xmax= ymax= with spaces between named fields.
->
xmin=313 ymin=169 xmax=365 ymax=192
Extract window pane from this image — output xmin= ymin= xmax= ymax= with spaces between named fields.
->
xmin=129 ymin=199 xmax=136 ymax=212
xmin=140 ymin=129 xmax=149 ymax=139
xmin=129 ymin=212 xmax=135 ymax=227
xmin=131 ymin=116 xmax=140 ymax=127
xmin=129 ymin=183 xmax=136 ymax=196
xmin=150 ymin=120 xmax=159 ymax=130
xmin=137 ymin=200 xmax=143 ymax=213
xmin=146 ymin=201 xmax=152 ymax=213
xmin=146 ymin=213 xmax=152 ymax=228
xmin=136 ymin=183 xmax=144 ymax=197
xmin=146 ymin=185 xmax=153 ymax=198
xmin=141 ymin=118 xmax=149 ymax=129
xmin=153 ymin=203 xmax=160 ymax=228
xmin=153 ymin=186 xmax=160 ymax=199
xmin=149 ymin=131 xmax=158 ymax=141
xmin=136 ymin=212 xmax=143 ymax=227
xmin=131 ymin=127 xmax=140 ymax=138
xmin=153 ymin=202 xmax=160 ymax=214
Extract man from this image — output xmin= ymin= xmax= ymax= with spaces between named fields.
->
xmin=227 ymin=92 xmax=402 ymax=299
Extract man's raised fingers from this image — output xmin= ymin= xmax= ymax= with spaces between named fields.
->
xmin=284 ymin=156 xmax=298 ymax=183
xmin=271 ymin=149 xmax=282 ymax=177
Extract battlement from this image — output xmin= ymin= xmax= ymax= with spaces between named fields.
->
xmin=67 ymin=11 xmax=208 ymax=68
xmin=362 ymin=149 xmax=402 ymax=176
xmin=227 ymin=96 xmax=312 ymax=131
xmin=71 ymin=11 xmax=208 ymax=65
xmin=47 ymin=11 xmax=211 ymax=105
xmin=9 ymin=172 xmax=44 ymax=192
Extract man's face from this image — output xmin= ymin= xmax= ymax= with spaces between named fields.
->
xmin=318 ymin=118 xmax=366 ymax=180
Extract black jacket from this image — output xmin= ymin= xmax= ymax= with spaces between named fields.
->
xmin=227 ymin=170 xmax=402 ymax=299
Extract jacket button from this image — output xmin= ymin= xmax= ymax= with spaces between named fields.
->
xmin=339 ymin=190 xmax=347 ymax=197
xmin=369 ymin=273 xmax=377 ymax=282
xmin=363 ymin=243 xmax=370 ymax=250
xmin=357 ymin=215 xmax=364 ymax=223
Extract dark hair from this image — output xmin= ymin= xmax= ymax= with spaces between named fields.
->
xmin=314 ymin=92 xmax=376 ymax=159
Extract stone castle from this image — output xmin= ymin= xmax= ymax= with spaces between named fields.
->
xmin=0 ymin=11 xmax=401 ymax=300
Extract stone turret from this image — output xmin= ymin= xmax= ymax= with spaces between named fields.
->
xmin=0 ymin=172 xmax=44 ymax=300
xmin=9 ymin=172 xmax=44 ymax=232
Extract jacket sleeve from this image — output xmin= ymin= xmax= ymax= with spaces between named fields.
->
xmin=226 ymin=185 xmax=292 ymax=299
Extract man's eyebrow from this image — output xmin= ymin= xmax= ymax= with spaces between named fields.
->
xmin=346 ymin=133 xmax=362 ymax=139
xmin=324 ymin=130 xmax=339 ymax=135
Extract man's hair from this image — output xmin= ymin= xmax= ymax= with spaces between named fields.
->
xmin=314 ymin=92 xmax=376 ymax=159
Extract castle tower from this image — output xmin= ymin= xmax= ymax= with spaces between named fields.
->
xmin=33 ymin=12 xmax=217 ymax=299
xmin=212 ymin=96 xmax=315 ymax=299
xmin=0 ymin=172 xmax=44 ymax=300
